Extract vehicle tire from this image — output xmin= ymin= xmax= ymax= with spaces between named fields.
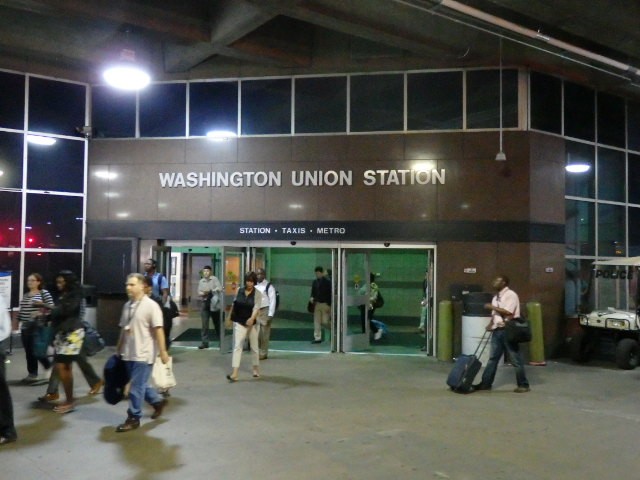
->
xmin=615 ymin=338 xmax=640 ymax=370
xmin=569 ymin=329 xmax=594 ymax=363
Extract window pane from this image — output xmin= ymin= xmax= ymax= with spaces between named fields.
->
xmin=565 ymin=199 xmax=595 ymax=256
xmin=597 ymin=92 xmax=625 ymax=148
xmin=92 ymin=86 xmax=136 ymax=138
xmin=189 ymin=81 xmax=238 ymax=137
xmin=407 ymin=71 xmax=462 ymax=130
xmin=629 ymin=207 xmax=640 ymax=256
xmin=0 ymin=131 xmax=24 ymax=189
xmin=0 ymin=71 xmax=25 ymax=130
xmin=241 ymin=79 xmax=291 ymax=135
xmin=0 ymin=191 xmax=22 ymax=247
xmin=466 ymin=69 xmax=517 ymax=129
xmin=597 ymin=147 xmax=625 ymax=202
xmin=628 ymin=101 xmax=640 ymax=152
xmin=628 ymin=153 xmax=640 ymax=205
xmin=26 ymin=194 xmax=83 ymax=249
xmin=28 ymin=77 xmax=86 ymax=136
xmin=350 ymin=74 xmax=403 ymax=132
xmin=24 ymin=251 xmax=82 ymax=294
xmin=140 ymin=83 xmax=186 ymax=137
xmin=565 ymin=141 xmax=595 ymax=198
xmin=0 ymin=251 xmax=21 ymax=308
xmin=565 ymin=258 xmax=594 ymax=315
xmin=295 ymin=76 xmax=346 ymax=133
xmin=530 ymin=72 xmax=561 ymax=134
xmin=564 ymin=81 xmax=595 ymax=141
xmin=598 ymin=203 xmax=625 ymax=257
xmin=27 ymin=138 xmax=84 ymax=193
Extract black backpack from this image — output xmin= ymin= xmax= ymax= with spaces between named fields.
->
xmin=266 ymin=282 xmax=280 ymax=310
xmin=372 ymin=290 xmax=384 ymax=309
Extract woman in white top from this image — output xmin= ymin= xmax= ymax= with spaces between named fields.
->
xmin=18 ymin=273 xmax=54 ymax=383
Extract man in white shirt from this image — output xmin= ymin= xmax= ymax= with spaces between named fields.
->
xmin=197 ymin=266 xmax=222 ymax=349
xmin=115 ymin=273 xmax=170 ymax=432
xmin=473 ymin=275 xmax=530 ymax=393
xmin=255 ymin=268 xmax=276 ymax=360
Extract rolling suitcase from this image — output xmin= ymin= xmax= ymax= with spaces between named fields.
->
xmin=446 ymin=331 xmax=491 ymax=393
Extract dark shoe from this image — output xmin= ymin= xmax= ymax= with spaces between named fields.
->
xmin=38 ymin=392 xmax=59 ymax=402
xmin=0 ymin=436 xmax=17 ymax=445
xmin=259 ymin=355 xmax=268 ymax=360
xmin=472 ymin=383 xmax=492 ymax=392
xmin=151 ymin=399 xmax=167 ymax=420
xmin=514 ymin=386 xmax=531 ymax=393
xmin=116 ymin=416 xmax=140 ymax=432
xmin=198 ymin=343 xmax=209 ymax=350
xmin=311 ymin=340 xmax=322 ymax=344
xmin=89 ymin=379 xmax=104 ymax=395
xmin=226 ymin=374 xmax=238 ymax=383
xmin=22 ymin=374 xmax=38 ymax=384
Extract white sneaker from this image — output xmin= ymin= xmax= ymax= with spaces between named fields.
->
xmin=374 ymin=329 xmax=383 ymax=340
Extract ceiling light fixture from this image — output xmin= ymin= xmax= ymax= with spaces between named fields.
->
xmin=102 ymin=29 xmax=150 ymax=91
xmin=565 ymin=154 xmax=591 ymax=173
xmin=206 ymin=130 xmax=237 ymax=141
xmin=27 ymin=135 xmax=56 ymax=146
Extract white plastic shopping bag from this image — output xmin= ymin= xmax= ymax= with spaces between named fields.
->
xmin=151 ymin=356 xmax=177 ymax=389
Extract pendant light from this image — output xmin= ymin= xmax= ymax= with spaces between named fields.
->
xmin=102 ymin=29 xmax=151 ymax=91
xmin=495 ymin=37 xmax=506 ymax=161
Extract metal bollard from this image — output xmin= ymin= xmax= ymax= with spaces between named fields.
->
xmin=437 ymin=300 xmax=453 ymax=362
xmin=526 ymin=301 xmax=546 ymax=366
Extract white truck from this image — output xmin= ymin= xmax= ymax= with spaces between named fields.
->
xmin=570 ymin=257 xmax=640 ymax=370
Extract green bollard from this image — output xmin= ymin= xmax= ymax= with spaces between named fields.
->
xmin=437 ymin=300 xmax=453 ymax=362
xmin=526 ymin=301 xmax=546 ymax=366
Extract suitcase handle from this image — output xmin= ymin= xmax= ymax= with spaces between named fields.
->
xmin=473 ymin=330 xmax=492 ymax=358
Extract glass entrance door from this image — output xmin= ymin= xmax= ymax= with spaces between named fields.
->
xmin=220 ymin=246 xmax=246 ymax=353
xmin=341 ymin=249 xmax=370 ymax=352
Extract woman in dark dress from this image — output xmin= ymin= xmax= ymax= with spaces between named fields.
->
xmin=226 ymin=272 xmax=262 ymax=382
xmin=34 ymin=270 xmax=84 ymax=413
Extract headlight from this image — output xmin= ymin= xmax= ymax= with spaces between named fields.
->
xmin=607 ymin=319 xmax=628 ymax=329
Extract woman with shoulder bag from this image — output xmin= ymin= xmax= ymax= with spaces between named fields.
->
xmin=226 ymin=272 xmax=262 ymax=382
xmin=18 ymin=273 xmax=54 ymax=384
xmin=33 ymin=270 xmax=85 ymax=414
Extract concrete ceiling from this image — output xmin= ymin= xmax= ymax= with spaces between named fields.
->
xmin=1 ymin=0 xmax=639 ymax=100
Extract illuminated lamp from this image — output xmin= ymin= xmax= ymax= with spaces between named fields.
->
xmin=565 ymin=154 xmax=591 ymax=173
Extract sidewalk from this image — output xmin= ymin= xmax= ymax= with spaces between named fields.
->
xmin=2 ymin=345 xmax=640 ymax=480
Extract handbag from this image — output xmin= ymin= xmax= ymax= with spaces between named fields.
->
xmin=307 ymin=301 xmax=315 ymax=313
xmin=103 ymin=354 xmax=129 ymax=405
xmin=505 ymin=317 xmax=532 ymax=343
xmin=33 ymin=323 xmax=54 ymax=359
xmin=150 ymin=356 xmax=177 ymax=390
xmin=81 ymin=320 xmax=105 ymax=356
xmin=209 ymin=292 xmax=221 ymax=312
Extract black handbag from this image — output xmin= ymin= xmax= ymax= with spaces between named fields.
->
xmin=505 ymin=317 xmax=532 ymax=343
xmin=81 ymin=321 xmax=105 ymax=356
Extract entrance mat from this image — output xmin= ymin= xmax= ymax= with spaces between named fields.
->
xmin=173 ymin=328 xmax=426 ymax=347
xmin=173 ymin=327 xmax=313 ymax=342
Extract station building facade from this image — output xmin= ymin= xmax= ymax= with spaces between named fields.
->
xmin=0 ymin=64 xmax=636 ymax=356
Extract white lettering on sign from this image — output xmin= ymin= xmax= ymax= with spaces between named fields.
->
xmin=362 ymin=169 xmax=445 ymax=186
xmin=240 ymin=227 xmax=271 ymax=234
xmin=159 ymin=171 xmax=282 ymax=188
xmin=316 ymin=227 xmax=346 ymax=234
xmin=291 ymin=170 xmax=353 ymax=186
xmin=159 ymin=169 xmax=446 ymax=188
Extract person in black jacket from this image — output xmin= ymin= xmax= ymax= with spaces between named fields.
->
xmin=34 ymin=270 xmax=84 ymax=414
xmin=310 ymin=266 xmax=332 ymax=344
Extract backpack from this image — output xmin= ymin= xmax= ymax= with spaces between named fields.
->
xmin=266 ymin=282 xmax=280 ymax=311
xmin=372 ymin=290 xmax=384 ymax=309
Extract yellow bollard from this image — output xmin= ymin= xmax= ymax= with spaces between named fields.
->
xmin=526 ymin=301 xmax=546 ymax=366
xmin=437 ymin=300 xmax=453 ymax=362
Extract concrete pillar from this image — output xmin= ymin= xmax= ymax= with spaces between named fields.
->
xmin=527 ymin=301 xmax=546 ymax=365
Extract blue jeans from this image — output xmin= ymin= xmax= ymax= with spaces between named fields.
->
xmin=480 ymin=329 xmax=529 ymax=388
xmin=125 ymin=361 xmax=162 ymax=420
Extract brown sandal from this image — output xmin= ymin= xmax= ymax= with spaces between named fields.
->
xmin=53 ymin=403 xmax=75 ymax=414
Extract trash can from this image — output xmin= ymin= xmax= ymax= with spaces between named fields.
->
xmin=461 ymin=292 xmax=493 ymax=363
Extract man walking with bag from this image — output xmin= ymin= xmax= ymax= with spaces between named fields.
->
xmin=473 ymin=274 xmax=530 ymax=393
xmin=197 ymin=266 xmax=222 ymax=349
xmin=115 ymin=273 xmax=170 ymax=432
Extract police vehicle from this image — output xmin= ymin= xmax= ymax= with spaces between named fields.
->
xmin=570 ymin=257 xmax=640 ymax=369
